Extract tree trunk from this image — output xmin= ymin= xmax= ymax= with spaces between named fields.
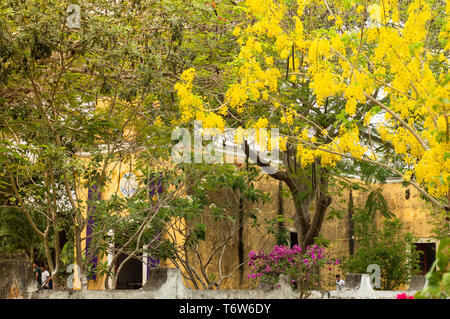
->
xmin=243 ymin=141 xmax=332 ymax=249
xmin=74 ymin=224 xmax=88 ymax=291
xmin=285 ymin=172 xmax=331 ymax=249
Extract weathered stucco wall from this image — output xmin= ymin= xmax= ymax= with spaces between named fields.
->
xmin=0 ymin=255 xmax=39 ymax=298
xmin=76 ymin=153 xmax=438 ymax=291
xmin=190 ymin=174 xmax=281 ymax=290
xmin=23 ymin=269 xmax=422 ymax=299
xmin=316 ymin=182 xmax=437 ymax=289
xmin=74 ymin=157 xmax=176 ymax=290
xmin=199 ymin=178 xmax=438 ymax=290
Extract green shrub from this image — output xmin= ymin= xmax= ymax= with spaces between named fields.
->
xmin=342 ymin=212 xmax=421 ymax=290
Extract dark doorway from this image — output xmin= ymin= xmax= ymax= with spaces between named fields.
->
xmin=290 ymin=232 xmax=298 ymax=248
xmin=115 ymin=253 xmax=143 ymax=289
xmin=415 ymin=243 xmax=436 ymax=275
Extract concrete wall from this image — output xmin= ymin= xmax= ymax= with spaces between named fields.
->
xmin=0 ymin=255 xmax=39 ymax=299
xmin=24 ymin=269 xmax=421 ymax=299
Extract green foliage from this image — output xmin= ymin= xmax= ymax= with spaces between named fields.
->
xmin=83 ymin=160 xmax=271 ymax=289
xmin=415 ymin=238 xmax=450 ymax=299
xmin=364 ymin=188 xmax=395 ymax=219
xmin=0 ymin=206 xmax=46 ymax=261
xmin=0 ymin=0 xmax=243 ymax=285
xmin=342 ymin=211 xmax=421 ymax=290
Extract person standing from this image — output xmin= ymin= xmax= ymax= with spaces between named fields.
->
xmin=40 ymin=265 xmax=52 ymax=289
xmin=336 ymin=274 xmax=345 ymax=290
xmin=33 ymin=263 xmax=42 ymax=286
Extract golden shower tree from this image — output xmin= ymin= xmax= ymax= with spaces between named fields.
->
xmin=173 ymin=0 xmax=449 ymax=246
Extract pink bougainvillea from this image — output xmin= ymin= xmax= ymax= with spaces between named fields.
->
xmin=247 ymin=244 xmax=341 ymax=293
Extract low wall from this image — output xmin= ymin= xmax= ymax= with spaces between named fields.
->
xmin=0 ymin=255 xmax=39 ymax=299
xmin=23 ymin=269 xmax=423 ymax=299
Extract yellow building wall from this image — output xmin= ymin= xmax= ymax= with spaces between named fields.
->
xmin=74 ymin=153 xmax=439 ymax=290
xmin=180 ymin=175 xmax=281 ymax=290
xmin=73 ymin=155 xmax=185 ymax=290
xmin=194 ymin=177 xmax=439 ymax=290
xmin=313 ymin=182 xmax=438 ymax=289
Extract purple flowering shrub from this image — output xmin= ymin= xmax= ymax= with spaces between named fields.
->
xmin=248 ymin=244 xmax=341 ymax=296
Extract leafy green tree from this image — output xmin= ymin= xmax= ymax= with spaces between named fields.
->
xmin=342 ymin=211 xmax=421 ymax=290
xmin=147 ymin=163 xmax=271 ymax=290
xmin=0 ymin=0 xmax=197 ymax=288
xmin=415 ymin=237 xmax=449 ymax=299
xmin=0 ymin=0 xmax=257 ymax=289
xmin=0 ymin=207 xmax=45 ymax=261
xmin=171 ymin=0 xmax=449 ymax=252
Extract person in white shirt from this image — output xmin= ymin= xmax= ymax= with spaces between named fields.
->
xmin=40 ymin=265 xmax=52 ymax=289
xmin=336 ymin=274 xmax=345 ymax=290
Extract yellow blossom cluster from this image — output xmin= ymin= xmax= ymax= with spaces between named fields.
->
xmin=415 ymin=144 xmax=450 ymax=197
xmin=334 ymin=126 xmax=367 ymax=160
xmin=236 ymin=0 xmax=449 ymax=200
xmin=173 ymin=0 xmax=449 ymax=201
xmin=280 ymin=108 xmax=295 ymax=126
xmin=293 ymin=125 xmax=343 ymax=168
xmin=174 ymin=68 xmax=225 ymax=131
xmin=378 ymin=125 xmax=424 ymax=160
xmin=295 ymin=145 xmax=341 ymax=168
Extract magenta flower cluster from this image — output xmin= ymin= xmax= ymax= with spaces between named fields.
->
xmin=247 ymin=245 xmax=302 ymax=278
xmin=247 ymin=244 xmax=341 ymax=289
